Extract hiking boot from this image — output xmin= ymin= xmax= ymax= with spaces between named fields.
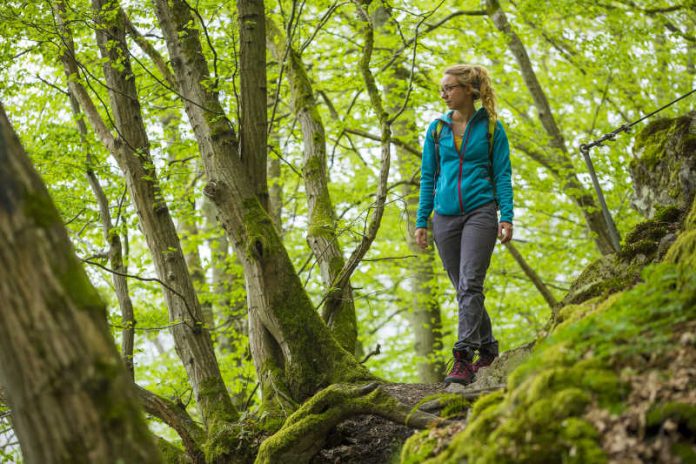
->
xmin=444 ymin=350 xmax=475 ymax=385
xmin=472 ymin=351 xmax=498 ymax=373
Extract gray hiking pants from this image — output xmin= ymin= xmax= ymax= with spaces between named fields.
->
xmin=432 ymin=201 xmax=499 ymax=361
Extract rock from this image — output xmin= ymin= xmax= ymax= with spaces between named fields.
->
xmin=562 ymin=254 xmax=639 ymax=306
xmin=563 ymin=205 xmax=684 ymax=306
xmin=630 ymin=111 xmax=696 ymax=218
xmin=657 ymin=232 xmax=677 ymax=259
xmin=446 ymin=342 xmax=534 ymax=393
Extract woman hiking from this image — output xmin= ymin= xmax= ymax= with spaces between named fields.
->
xmin=415 ymin=64 xmax=514 ymax=385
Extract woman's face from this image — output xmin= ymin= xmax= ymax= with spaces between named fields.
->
xmin=440 ymin=74 xmax=472 ymax=109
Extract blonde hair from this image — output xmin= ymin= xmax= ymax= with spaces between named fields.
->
xmin=444 ymin=64 xmax=497 ymax=120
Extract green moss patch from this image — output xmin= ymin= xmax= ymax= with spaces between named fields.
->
xmin=618 ymin=205 xmax=682 ymax=262
xmin=403 ymin=259 xmax=696 ymax=463
xmin=646 ymin=402 xmax=696 ymax=435
xmin=631 ymin=115 xmax=692 ymax=171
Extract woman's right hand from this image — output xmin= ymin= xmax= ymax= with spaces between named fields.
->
xmin=415 ymin=228 xmax=428 ymax=249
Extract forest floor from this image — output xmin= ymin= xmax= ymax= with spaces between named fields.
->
xmin=311 ymin=320 xmax=695 ymax=464
xmin=310 ymin=382 xmax=442 ymax=464
xmin=311 ymin=343 xmax=534 ymax=464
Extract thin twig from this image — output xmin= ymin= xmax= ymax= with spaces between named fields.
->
xmin=83 ymin=259 xmax=201 ymax=329
xmin=360 ymin=344 xmax=381 ymax=363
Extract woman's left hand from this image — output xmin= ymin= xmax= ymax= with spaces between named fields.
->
xmin=498 ymin=222 xmax=513 ymax=244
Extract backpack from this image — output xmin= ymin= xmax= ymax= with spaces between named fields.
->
xmin=432 ymin=116 xmax=498 ymax=204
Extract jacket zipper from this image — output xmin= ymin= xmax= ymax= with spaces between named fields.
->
xmin=457 ymin=119 xmax=474 ymax=213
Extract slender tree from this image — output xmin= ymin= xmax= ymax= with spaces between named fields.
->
xmin=53 ymin=0 xmax=237 ymax=428
xmin=267 ymin=18 xmax=359 ymax=354
xmin=485 ymin=0 xmax=617 ymax=254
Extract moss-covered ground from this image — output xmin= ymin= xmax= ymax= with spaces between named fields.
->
xmin=400 ymin=201 xmax=696 ymax=464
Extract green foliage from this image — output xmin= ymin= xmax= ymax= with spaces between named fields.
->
xmin=1 ymin=0 xmax=695 ymax=459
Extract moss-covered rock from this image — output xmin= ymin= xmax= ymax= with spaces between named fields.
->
xmin=561 ymin=254 xmax=639 ymax=306
xmin=399 ymin=422 xmax=466 ymax=464
xmin=469 ymin=390 xmax=504 ymax=419
xmin=664 ymin=196 xmax=696 ymax=280
xmin=401 ymin=256 xmax=695 ymax=464
xmin=630 ymin=111 xmax=696 ymax=218
xmin=562 ymin=205 xmax=684 ymax=307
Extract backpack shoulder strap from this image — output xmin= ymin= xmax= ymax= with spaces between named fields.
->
xmin=487 ymin=117 xmax=496 ymax=166
xmin=487 ymin=117 xmax=498 ymax=206
xmin=433 ymin=120 xmax=444 ymax=187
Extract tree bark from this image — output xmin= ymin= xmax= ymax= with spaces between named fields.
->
xmin=0 ymin=102 xmax=162 ymax=464
xmin=136 ymin=386 xmax=205 ymax=463
xmin=485 ymin=0 xmax=615 ymax=255
xmin=267 ymin=19 xmax=358 ymax=354
xmin=239 ymin=0 xmax=269 ymax=210
xmin=153 ymin=0 xmax=373 ymax=409
xmin=55 ymin=0 xmax=237 ymax=427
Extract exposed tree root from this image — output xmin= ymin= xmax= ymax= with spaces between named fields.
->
xmin=418 ymin=385 xmax=506 ymax=413
xmin=255 ymin=382 xmax=447 ymax=464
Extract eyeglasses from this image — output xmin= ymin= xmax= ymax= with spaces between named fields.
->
xmin=439 ymin=84 xmax=463 ymax=95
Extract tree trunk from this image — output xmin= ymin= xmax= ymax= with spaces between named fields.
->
xmin=57 ymin=0 xmax=237 ymax=427
xmin=66 ymin=87 xmax=137 ymax=378
xmin=153 ymin=0 xmax=372 ymax=409
xmin=267 ymin=19 xmax=358 ymax=354
xmin=486 ymin=0 xmax=616 ymax=255
xmin=239 ymin=0 xmax=270 ymax=211
xmin=0 ymin=103 xmax=162 ymax=464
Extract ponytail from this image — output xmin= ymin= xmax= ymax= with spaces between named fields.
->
xmin=444 ymin=64 xmax=498 ymax=120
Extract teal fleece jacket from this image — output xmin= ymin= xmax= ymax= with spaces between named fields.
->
xmin=416 ymin=108 xmax=514 ymax=228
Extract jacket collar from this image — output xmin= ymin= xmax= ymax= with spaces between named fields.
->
xmin=437 ymin=107 xmax=487 ymax=127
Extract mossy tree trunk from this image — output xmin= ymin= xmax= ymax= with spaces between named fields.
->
xmin=153 ymin=0 xmax=373 ymax=411
xmin=255 ymin=382 xmax=446 ymax=464
xmin=0 ymin=103 xmax=162 ymax=464
xmin=266 ymin=19 xmax=358 ymax=355
xmin=55 ymin=0 xmax=237 ymax=429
